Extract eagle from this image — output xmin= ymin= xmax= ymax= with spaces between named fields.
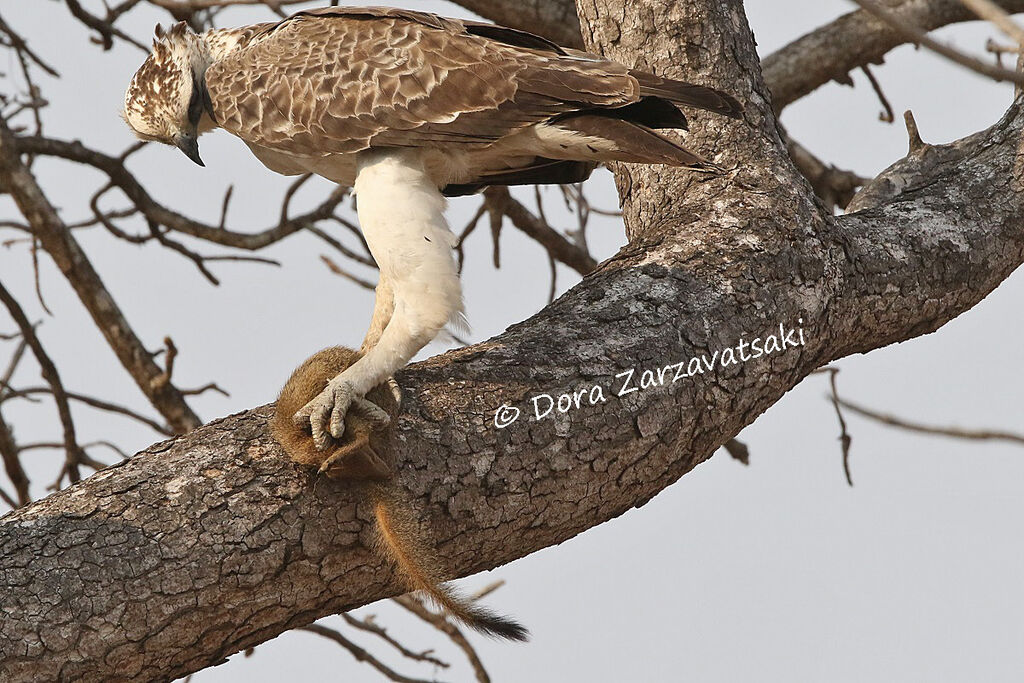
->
xmin=123 ymin=6 xmax=741 ymax=449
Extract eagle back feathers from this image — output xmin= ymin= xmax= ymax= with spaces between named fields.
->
xmin=202 ymin=6 xmax=640 ymax=158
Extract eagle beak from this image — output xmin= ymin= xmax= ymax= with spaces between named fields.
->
xmin=174 ymin=132 xmax=204 ymax=167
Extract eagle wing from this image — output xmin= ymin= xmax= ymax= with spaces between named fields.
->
xmin=203 ymin=6 xmax=641 ymax=157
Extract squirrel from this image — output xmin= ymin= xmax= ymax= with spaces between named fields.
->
xmin=271 ymin=346 xmax=528 ymax=641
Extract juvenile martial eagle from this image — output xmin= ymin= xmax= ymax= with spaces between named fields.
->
xmin=123 ymin=6 xmax=741 ymax=448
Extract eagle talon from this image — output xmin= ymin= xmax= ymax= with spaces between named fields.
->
xmin=293 ymin=378 xmax=356 ymax=450
xmin=350 ymin=396 xmax=391 ymax=429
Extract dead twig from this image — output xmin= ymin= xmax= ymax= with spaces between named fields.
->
xmin=1 ymin=386 xmax=173 ymax=436
xmin=850 ymin=0 xmax=1024 ymax=84
xmin=861 ymin=64 xmax=895 ymax=123
xmin=960 ymin=0 xmax=1024 ymax=45
xmin=300 ymin=623 xmax=443 ymax=683
xmin=813 ymin=366 xmax=853 ymax=486
xmin=0 ymin=282 xmax=86 ymax=485
xmin=837 ymin=397 xmax=1024 ymax=446
xmin=320 ymin=255 xmax=376 ymax=290
xmin=342 ymin=613 xmax=450 ymax=669
xmin=482 ymin=187 xmax=596 ymax=276
xmin=0 ymin=121 xmax=202 ymax=432
xmin=393 ymin=594 xmax=490 ymax=683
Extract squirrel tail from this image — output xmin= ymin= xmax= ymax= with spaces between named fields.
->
xmin=369 ymin=485 xmax=529 ymax=641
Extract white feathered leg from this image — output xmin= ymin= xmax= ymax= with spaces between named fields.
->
xmin=295 ymin=149 xmax=465 ymax=449
xmin=359 ymin=271 xmax=395 ymax=355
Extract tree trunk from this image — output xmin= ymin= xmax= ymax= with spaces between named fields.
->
xmin=2 ymin=1 xmax=1023 ymax=680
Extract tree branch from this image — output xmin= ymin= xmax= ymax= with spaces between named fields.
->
xmin=762 ymin=0 xmax=1024 ymax=113
xmin=11 ymin=136 xmax=348 ymax=252
xmin=482 ymin=187 xmax=597 ymax=275
xmin=0 ymin=121 xmax=202 ymax=433
xmin=2 ymin=1 xmax=1023 ymax=681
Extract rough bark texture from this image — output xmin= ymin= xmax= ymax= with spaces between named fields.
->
xmin=454 ymin=0 xmax=584 ymax=48
xmin=2 ymin=1 xmax=1024 ymax=681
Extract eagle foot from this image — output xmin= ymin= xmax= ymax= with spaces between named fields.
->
xmin=293 ymin=378 xmax=355 ymax=449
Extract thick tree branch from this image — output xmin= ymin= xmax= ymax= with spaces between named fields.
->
xmin=2 ymin=1 xmax=1023 ymax=681
xmin=763 ymin=0 xmax=1024 ymax=113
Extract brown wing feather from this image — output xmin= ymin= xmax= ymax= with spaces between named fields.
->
xmin=204 ymin=8 xmax=641 ymax=157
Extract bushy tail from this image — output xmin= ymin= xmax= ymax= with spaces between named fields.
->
xmin=370 ymin=486 xmax=529 ymax=641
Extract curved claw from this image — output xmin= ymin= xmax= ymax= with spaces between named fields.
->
xmin=349 ymin=396 xmax=391 ymax=429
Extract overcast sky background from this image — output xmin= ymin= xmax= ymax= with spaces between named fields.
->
xmin=2 ymin=0 xmax=1023 ymax=681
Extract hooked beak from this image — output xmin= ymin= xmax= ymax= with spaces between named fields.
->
xmin=174 ymin=132 xmax=204 ymax=167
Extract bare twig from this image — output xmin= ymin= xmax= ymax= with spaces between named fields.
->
xmin=0 ymin=282 xmax=86 ymax=484
xmin=482 ymin=187 xmax=596 ymax=276
xmin=217 ymin=185 xmax=233 ymax=230
xmin=764 ymin=0 xmax=1024 ymax=113
xmin=63 ymin=0 xmax=148 ymax=51
xmin=814 ymin=367 xmax=853 ymax=486
xmin=837 ymin=397 xmax=1024 ymax=445
xmin=320 ymin=255 xmax=376 ymax=290
xmin=986 ymin=37 xmax=1020 ymax=67
xmin=454 ymin=203 xmax=487 ymax=274
xmin=300 ymin=623 xmax=443 ymax=683
xmin=0 ymin=409 xmax=30 ymax=506
xmin=0 ymin=15 xmax=59 ymax=77
xmin=179 ymin=382 xmax=229 ymax=398
xmin=393 ymin=595 xmax=490 ymax=683
xmin=12 ymin=136 xmax=348 ymax=253
xmin=342 ymin=613 xmax=450 ymax=669
xmin=280 ymin=174 xmax=313 ymax=225
xmin=960 ymin=0 xmax=1024 ymax=45
xmin=1 ymin=386 xmax=173 ymax=436
xmin=0 ymin=121 xmax=202 ymax=432
xmin=307 ymin=226 xmax=376 ymax=267
xmin=0 ymin=337 xmax=28 ymax=398
xmin=546 ymin=254 xmax=557 ymax=304
xmin=487 ymin=196 xmax=502 ymax=269
xmin=850 ymin=0 xmax=1024 ymax=84
xmin=861 ymin=64 xmax=895 ymax=123
xmin=904 ymin=110 xmax=928 ymax=154
xmin=0 ymin=483 xmax=18 ymax=509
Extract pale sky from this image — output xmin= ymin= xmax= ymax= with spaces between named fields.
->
xmin=1 ymin=1 xmax=1023 ymax=681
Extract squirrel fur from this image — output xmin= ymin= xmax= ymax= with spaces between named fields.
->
xmin=271 ymin=346 xmax=528 ymax=641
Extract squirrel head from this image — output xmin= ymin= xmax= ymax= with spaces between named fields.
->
xmin=270 ymin=347 xmax=401 ymax=480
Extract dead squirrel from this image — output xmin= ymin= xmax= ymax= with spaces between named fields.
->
xmin=271 ymin=346 xmax=528 ymax=641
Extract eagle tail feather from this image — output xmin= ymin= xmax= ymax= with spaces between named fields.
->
xmin=550 ymin=116 xmax=722 ymax=171
xmin=441 ymin=159 xmax=596 ymax=196
xmin=630 ymin=71 xmax=743 ymax=119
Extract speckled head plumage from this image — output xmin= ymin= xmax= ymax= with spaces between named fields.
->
xmin=122 ymin=22 xmax=212 ymax=166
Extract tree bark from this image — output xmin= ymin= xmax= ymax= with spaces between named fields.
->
xmin=2 ymin=0 xmax=1024 ymax=681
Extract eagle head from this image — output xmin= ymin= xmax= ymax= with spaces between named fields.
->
xmin=123 ymin=22 xmax=213 ymax=166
